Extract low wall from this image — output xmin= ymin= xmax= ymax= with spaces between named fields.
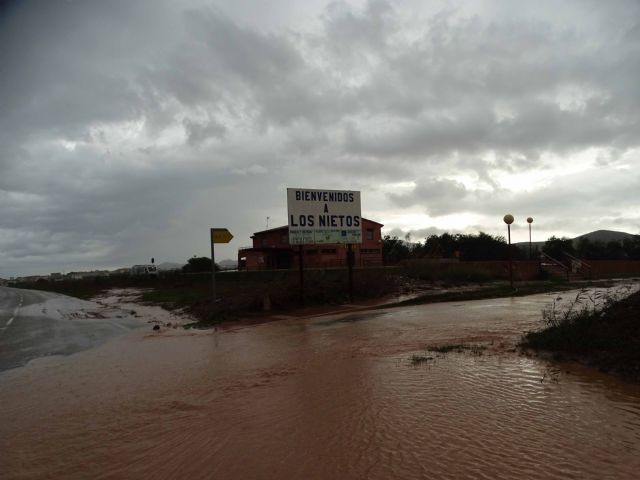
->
xmin=405 ymin=259 xmax=640 ymax=281
xmin=401 ymin=259 xmax=541 ymax=281
xmin=463 ymin=261 xmax=541 ymax=281
xmin=586 ymin=260 xmax=640 ymax=278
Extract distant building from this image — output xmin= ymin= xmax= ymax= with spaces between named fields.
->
xmin=66 ymin=270 xmax=110 ymax=280
xmin=238 ymin=218 xmax=383 ymax=271
xmin=110 ymin=267 xmax=131 ymax=276
xmin=16 ymin=275 xmax=48 ymax=283
xmin=130 ymin=265 xmax=158 ymax=276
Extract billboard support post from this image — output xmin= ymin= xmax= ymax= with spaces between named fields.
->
xmin=210 ymin=236 xmax=216 ymax=307
xmin=347 ymin=244 xmax=354 ymax=303
xmin=298 ymin=245 xmax=304 ymax=304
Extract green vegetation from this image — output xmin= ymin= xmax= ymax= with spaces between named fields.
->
xmin=542 ymin=236 xmax=576 ymax=259
xmin=540 ymin=234 xmax=640 ymax=261
xmin=182 ymin=256 xmax=219 ymax=273
xmin=382 ymin=230 xmax=640 ymax=265
xmin=383 ymin=232 xmax=523 ymax=264
xmin=521 ymin=287 xmax=640 ymax=381
xmin=574 ymin=236 xmax=640 ymax=260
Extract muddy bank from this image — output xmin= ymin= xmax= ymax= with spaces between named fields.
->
xmin=522 ymin=287 xmax=640 ymax=382
xmin=92 ymin=288 xmax=195 ymax=329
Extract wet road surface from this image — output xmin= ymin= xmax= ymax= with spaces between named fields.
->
xmin=0 ymin=286 xmax=142 ymax=372
xmin=1 ymin=285 xmax=640 ymax=479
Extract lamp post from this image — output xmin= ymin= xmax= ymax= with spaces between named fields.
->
xmin=527 ymin=217 xmax=533 ymax=260
xmin=503 ymin=214 xmax=514 ymax=289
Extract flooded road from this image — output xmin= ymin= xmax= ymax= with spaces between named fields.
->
xmin=0 ymin=287 xmax=142 ymax=372
xmin=2 ymin=286 xmax=640 ymax=479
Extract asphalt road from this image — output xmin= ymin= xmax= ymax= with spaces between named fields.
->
xmin=0 ymin=286 xmax=142 ymax=373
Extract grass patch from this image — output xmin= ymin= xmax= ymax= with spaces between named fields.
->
xmin=428 ymin=344 xmax=487 ymax=355
xmin=410 ymin=354 xmax=435 ymax=365
xmin=411 ymin=344 xmax=487 ymax=364
xmin=429 ymin=344 xmax=466 ymax=353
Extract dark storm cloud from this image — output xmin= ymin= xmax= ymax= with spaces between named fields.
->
xmin=388 ymin=178 xmax=469 ymax=213
xmin=1 ymin=0 xmax=640 ymax=276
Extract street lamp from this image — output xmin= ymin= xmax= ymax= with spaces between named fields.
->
xmin=527 ymin=217 xmax=533 ymax=260
xmin=503 ymin=214 xmax=514 ymax=289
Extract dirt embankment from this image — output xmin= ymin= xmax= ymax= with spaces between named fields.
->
xmin=522 ymin=289 xmax=640 ymax=381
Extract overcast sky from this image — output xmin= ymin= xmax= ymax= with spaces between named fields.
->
xmin=2 ymin=0 xmax=639 ymax=277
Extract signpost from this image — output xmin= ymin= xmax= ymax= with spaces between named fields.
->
xmin=210 ymin=228 xmax=233 ymax=306
xmin=287 ymin=188 xmax=362 ymax=303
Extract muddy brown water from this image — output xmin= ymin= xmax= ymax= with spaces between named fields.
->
xmin=1 ymin=287 xmax=640 ymax=479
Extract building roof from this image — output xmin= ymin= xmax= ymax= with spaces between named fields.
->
xmin=251 ymin=217 xmax=383 ymax=237
xmin=250 ymin=225 xmax=289 ymax=238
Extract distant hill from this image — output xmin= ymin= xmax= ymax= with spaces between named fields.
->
xmin=514 ymin=229 xmax=639 ymax=248
xmin=573 ymin=230 xmax=638 ymax=243
xmin=218 ymin=259 xmax=238 ymax=270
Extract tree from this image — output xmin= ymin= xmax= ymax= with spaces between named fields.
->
xmin=604 ymin=240 xmax=626 ymax=260
xmin=457 ymin=232 xmax=513 ymax=261
xmin=542 ymin=236 xmax=575 ymax=260
xmin=623 ymin=237 xmax=640 ymax=260
xmin=382 ymin=235 xmax=411 ymax=264
xmin=419 ymin=232 xmax=517 ymax=260
xmin=182 ymin=256 xmax=219 ymax=273
xmin=575 ymin=238 xmax=605 ymax=259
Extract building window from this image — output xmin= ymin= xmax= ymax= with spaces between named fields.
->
xmin=321 ymin=248 xmax=337 ymax=254
xmin=366 ymin=229 xmax=374 ymax=240
xmin=361 ymin=248 xmax=380 ymax=254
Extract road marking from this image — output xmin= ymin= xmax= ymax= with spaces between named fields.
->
xmin=110 ymin=322 xmax=130 ymax=332
xmin=1 ymin=295 xmax=23 ymax=335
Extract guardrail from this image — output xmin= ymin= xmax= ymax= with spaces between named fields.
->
xmin=540 ymin=252 xmax=570 ymax=280
xmin=561 ymin=250 xmax=592 ymax=279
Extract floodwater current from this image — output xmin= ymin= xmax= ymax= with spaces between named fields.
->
xmin=1 ymin=286 xmax=640 ymax=479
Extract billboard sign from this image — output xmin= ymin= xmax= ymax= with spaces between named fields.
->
xmin=287 ymin=188 xmax=362 ymax=245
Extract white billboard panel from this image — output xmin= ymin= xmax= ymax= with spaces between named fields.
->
xmin=287 ymin=188 xmax=362 ymax=245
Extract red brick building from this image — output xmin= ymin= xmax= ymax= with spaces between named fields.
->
xmin=238 ymin=218 xmax=384 ymax=270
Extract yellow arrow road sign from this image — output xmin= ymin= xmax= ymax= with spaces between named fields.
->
xmin=211 ymin=228 xmax=233 ymax=244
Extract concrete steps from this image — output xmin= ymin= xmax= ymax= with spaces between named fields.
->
xmin=541 ymin=262 xmax=583 ymax=281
